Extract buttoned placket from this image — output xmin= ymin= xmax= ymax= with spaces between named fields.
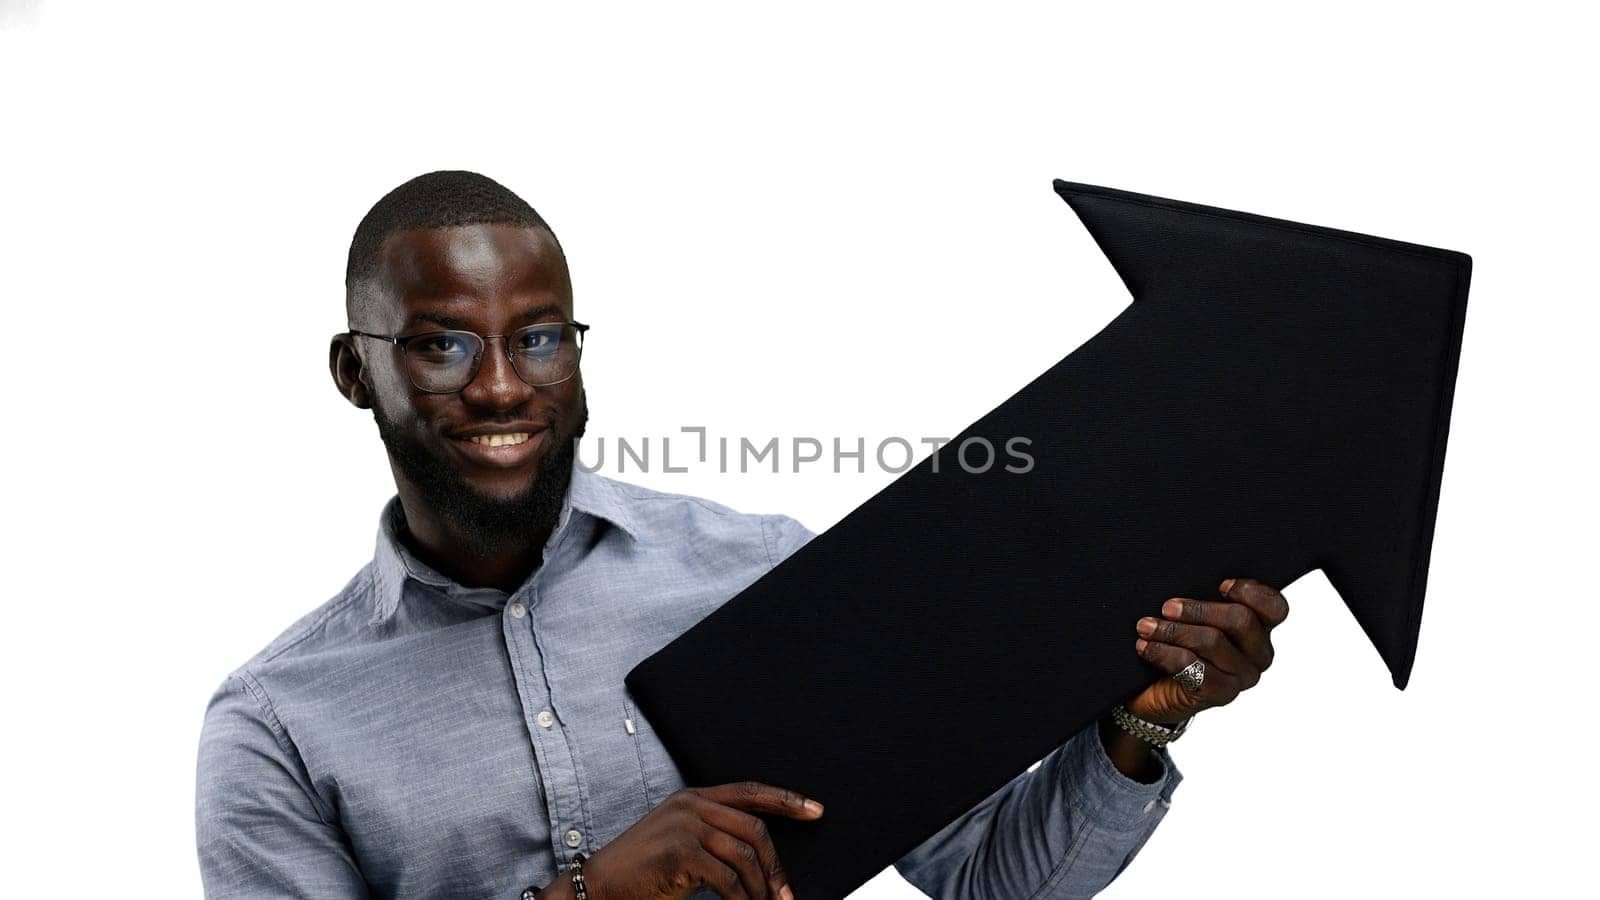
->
xmin=500 ymin=503 xmax=596 ymax=869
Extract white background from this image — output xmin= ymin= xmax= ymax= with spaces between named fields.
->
xmin=2 ymin=2 xmax=1594 ymax=897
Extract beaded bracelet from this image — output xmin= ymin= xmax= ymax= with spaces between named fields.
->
xmin=518 ymin=852 xmax=587 ymax=900
xmin=568 ymin=852 xmax=588 ymax=900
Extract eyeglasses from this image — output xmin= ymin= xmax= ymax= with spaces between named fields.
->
xmin=348 ymin=321 xmax=589 ymax=393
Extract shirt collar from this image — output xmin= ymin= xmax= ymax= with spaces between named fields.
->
xmin=368 ymin=460 xmax=639 ymax=624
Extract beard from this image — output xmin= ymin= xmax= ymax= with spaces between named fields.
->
xmin=373 ymin=392 xmax=589 ymax=561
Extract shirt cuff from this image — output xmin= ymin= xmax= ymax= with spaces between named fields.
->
xmin=1062 ymin=719 xmax=1185 ymax=833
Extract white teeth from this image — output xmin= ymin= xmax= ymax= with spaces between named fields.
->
xmin=467 ymin=432 xmax=531 ymax=447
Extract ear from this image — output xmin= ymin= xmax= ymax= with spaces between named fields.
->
xmin=329 ymin=334 xmax=373 ymax=409
xmin=573 ymin=385 xmax=588 ymax=439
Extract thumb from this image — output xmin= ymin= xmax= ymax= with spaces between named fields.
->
xmin=1126 ymin=678 xmax=1199 ymax=725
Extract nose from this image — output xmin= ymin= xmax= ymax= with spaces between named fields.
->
xmin=458 ymin=335 xmax=536 ymax=410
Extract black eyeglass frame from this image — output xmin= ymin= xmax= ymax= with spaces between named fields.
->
xmin=347 ymin=320 xmax=590 ymax=393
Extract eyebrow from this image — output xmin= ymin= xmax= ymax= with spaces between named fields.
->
xmin=406 ymin=304 xmax=567 ymax=331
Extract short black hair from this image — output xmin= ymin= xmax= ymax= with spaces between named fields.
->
xmin=344 ymin=170 xmax=562 ymax=309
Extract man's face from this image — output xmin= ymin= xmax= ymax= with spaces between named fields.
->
xmin=343 ymin=223 xmax=588 ymax=551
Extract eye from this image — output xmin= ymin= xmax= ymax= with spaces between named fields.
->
xmin=516 ymin=327 xmax=561 ymax=356
xmin=408 ymin=333 xmax=473 ymax=361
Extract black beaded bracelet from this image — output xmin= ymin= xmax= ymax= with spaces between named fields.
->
xmin=518 ymin=853 xmax=587 ymax=900
xmin=569 ymin=852 xmax=588 ymax=900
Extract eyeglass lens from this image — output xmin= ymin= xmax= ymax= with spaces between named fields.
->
xmin=402 ymin=323 xmax=583 ymax=391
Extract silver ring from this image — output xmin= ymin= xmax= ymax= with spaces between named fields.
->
xmin=1173 ymin=659 xmax=1205 ymax=692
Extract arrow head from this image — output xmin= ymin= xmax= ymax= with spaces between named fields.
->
xmin=1054 ymin=180 xmax=1472 ymax=687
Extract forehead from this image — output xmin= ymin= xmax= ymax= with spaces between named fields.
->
xmin=369 ymin=223 xmax=570 ymax=327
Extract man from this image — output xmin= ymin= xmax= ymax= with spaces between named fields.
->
xmin=195 ymin=171 xmax=1290 ymax=899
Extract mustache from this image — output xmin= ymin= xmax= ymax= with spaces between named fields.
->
xmin=449 ymin=387 xmax=588 ymax=438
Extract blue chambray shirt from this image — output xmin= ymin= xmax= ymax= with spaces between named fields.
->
xmin=196 ymin=461 xmax=1182 ymax=899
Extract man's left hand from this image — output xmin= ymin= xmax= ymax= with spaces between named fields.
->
xmin=1129 ymin=577 xmax=1290 ymax=725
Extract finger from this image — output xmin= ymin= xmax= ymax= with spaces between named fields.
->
xmin=700 ymin=827 xmax=769 ymax=900
xmin=1220 ymin=577 xmax=1289 ymax=628
xmin=1157 ymin=597 xmax=1273 ymax=670
xmin=1136 ymin=638 xmax=1244 ymax=705
xmin=685 ymin=794 xmax=789 ymax=898
xmin=692 ymin=852 xmax=750 ymax=900
xmin=1136 ymin=617 xmax=1253 ymax=676
xmin=692 ymin=782 xmax=823 ymax=821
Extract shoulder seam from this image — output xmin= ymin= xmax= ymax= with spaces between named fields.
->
xmin=760 ymin=515 xmax=780 ymax=569
xmin=761 ymin=515 xmax=787 ymax=563
xmin=255 ymin=570 xmax=371 ymax=667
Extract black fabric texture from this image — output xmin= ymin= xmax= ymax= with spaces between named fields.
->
xmin=624 ymin=181 xmax=1472 ymax=898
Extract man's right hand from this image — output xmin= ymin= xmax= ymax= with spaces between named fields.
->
xmin=543 ymin=782 xmax=824 ymax=900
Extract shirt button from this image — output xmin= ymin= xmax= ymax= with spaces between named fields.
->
xmin=509 ymin=602 xmax=526 ymax=618
xmin=564 ymin=828 xmax=583 ymax=848
xmin=537 ymin=710 xmax=555 ymax=728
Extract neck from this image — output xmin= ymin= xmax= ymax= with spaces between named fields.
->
xmin=395 ymin=498 xmax=554 ymax=594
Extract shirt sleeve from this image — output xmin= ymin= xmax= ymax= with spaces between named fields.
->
xmin=893 ymin=723 xmax=1182 ymax=899
xmin=195 ymin=672 xmax=371 ymax=899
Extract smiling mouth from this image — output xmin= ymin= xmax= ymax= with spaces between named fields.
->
xmin=465 ymin=432 xmax=534 ymax=447
xmin=447 ymin=427 xmax=550 ymax=469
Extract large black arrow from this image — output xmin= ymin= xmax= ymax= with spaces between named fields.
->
xmin=624 ymin=181 xmax=1471 ymax=898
